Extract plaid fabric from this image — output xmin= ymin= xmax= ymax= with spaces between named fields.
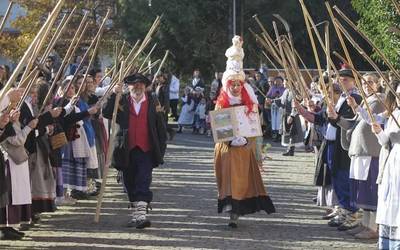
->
xmin=61 ymin=142 xmax=87 ymax=191
xmin=379 ymin=225 xmax=400 ymax=250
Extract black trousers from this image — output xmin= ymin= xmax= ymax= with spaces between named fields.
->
xmin=123 ymin=148 xmax=153 ymax=202
xmin=169 ymin=99 xmax=179 ymax=119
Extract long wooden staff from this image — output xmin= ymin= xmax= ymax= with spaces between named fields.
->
xmin=249 ymin=28 xmax=281 ymax=65
xmin=261 ymin=51 xmax=283 ymax=75
xmin=0 ymin=0 xmax=64 ymax=102
xmin=325 ymin=1 xmax=375 ymax=122
xmin=138 ymin=43 xmax=158 ymax=72
xmin=0 ymin=1 xmax=14 ymax=34
xmin=39 ymin=14 xmax=90 ymax=113
xmin=391 ymin=0 xmax=400 ymax=16
xmin=333 ymin=51 xmax=400 ymax=128
xmin=149 ymin=50 xmax=169 ymax=88
xmin=73 ymin=9 xmax=111 ymax=105
xmin=331 ymin=16 xmax=400 ymax=104
xmin=24 ymin=7 xmax=77 ymax=98
xmin=64 ymin=9 xmax=111 ymax=100
xmin=325 ymin=22 xmax=334 ymax=101
xmin=333 ymin=6 xmax=400 ymax=81
xmin=298 ymin=0 xmax=330 ymax=102
xmin=140 ymin=59 xmax=161 ymax=74
xmin=95 ymin=60 xmax=125 ymax=223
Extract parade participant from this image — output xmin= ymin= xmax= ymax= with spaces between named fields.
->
xmin=155 ymin=73 xmax=175 ymax=140
xmin=357 ymin=79 xmax=400 ymax=249
xmin=294 ymin=83 xmax=341 ymax=220
xmin=19 ymin=82 xmax=63 ymax=224
xmin=276 ymin=82 xmax=304 ymax=156
xmin=266 ymin=76 xmax=285 ymax=142
xmin=325 ymin=67 xmax=362 ymax=230
xmin=214 ymin=36 xmax=275 ymax=228
xmin=331 ymin=73 xmax=384 ymax=238
xmin=103 ymin=73 xmax=167 ymax=229
xmin=58 ymin=78 xmax=98 ymax=201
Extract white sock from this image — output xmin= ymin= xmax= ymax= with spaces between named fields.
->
xmin=368 ymin=211 xmax=377 ymax=231
xmin=361 ymin=210 xmax=369 ymax=227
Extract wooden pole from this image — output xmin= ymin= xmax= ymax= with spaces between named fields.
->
xmin=333 ymin=6 xmax=400 ymax=81
xmin=0 ymin=1 xmax=14 ymax=34
xmin=298 ymin=0 xmax=329 ymax=101
xmin=94 ymin=60 xmax=125 ymax=223
xmin=138 ymin=43 xmax=158 ymax=72
xmin=325 ymin=1 xmax=375 ymax=122
xmin=39 ymin=14 xmax=90 ymax=113
xmin=0 ymin=0 xmax=64 ymax=101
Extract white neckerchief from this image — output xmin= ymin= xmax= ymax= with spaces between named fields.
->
xmin=192 ymin=78 xmax=200 ymax=87
xmin=130 ymin=94 xmax=146 ymax=114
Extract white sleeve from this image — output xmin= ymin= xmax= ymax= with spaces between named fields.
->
xmin=356 ymin=106 xmax=386 ymax=125
xmin=6 ymin=123 xmax=32 ymax=146
xmin=375 ymin=130 xmax=389 ymax=146
xmin=0 ymin=95 xmax=10 ymax=112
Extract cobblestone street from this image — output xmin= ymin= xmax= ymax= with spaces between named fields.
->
xmin=0 ymin=133 xmax=377 ymax=249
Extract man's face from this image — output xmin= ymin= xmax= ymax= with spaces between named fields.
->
xmin=66 ymin=83 xmax=76 ymax=98
xmin=255 ymin=74 xmax=261 ymax=81
xmin=274 ymin=78 xmax=283 ymax=86
xmin=95 ymin=72 xmax=103 ymax=86
xmin=29 ymin=87 xmax=38 ymax=105
xmin=193 ymin=70 xmax=200 ymax=78
xmin=45 ymin=59 xmax=54 ymax=68
xmin=129 ymin=82 xmax=146 ymax=98
xmin=339 ymin=76 xmax=355 ymax=92
xmin=85 ymin=77 xmax=95 ymax=94
xmin=362 ymin=76 xmax=378 ymax=96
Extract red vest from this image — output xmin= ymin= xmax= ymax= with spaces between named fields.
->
xmin=128 ymin=96 xmax=151 ymax=152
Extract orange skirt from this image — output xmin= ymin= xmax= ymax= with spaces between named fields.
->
xmin=214 ymin=138 xmax=275 ymax=215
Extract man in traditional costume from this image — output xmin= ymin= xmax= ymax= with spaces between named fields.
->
xmin=103 ymin=73 xmax=167 ymax=229
xmin=213 ymin=36 xmax=275 ymax=228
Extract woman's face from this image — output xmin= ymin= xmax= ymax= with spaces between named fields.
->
xmin=362 ymin=75 xmax=378 ymax=96
xmin=66 ymin=84 xmax=76 ymax=98
xmin=228 ymin=80 xmax=243 ymax=97
xmin=396 ymin=85 xmax=400 ymax=107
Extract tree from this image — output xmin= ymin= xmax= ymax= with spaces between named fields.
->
xmin=351 ymin=0 xmax=400 ymax=68
xmin=0 ymin=0 xmax=118 ymax=63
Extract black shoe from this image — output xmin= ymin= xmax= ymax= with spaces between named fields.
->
xmin=168 ymin=130 xmax=176 ymax=141
xmin=19 ymin=223 xmax=33 ymax=231
xmin=1 ymin=227 xmax=23 ymax=240
xmin=136 ymin=219 xmax=151 ymax=229
xmin=71 ymin=190 xmax=90 ymax=200
xmin=282 ymin=146 xmax=295 ymax=156
xmin=8 ymin=227 xmax=24 ymax=237
xmin=228 ymin=222 xmax=237 ymax=228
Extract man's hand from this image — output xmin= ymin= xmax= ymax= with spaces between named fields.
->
xmin=88 ymin=105 xmax=99 ymax=115
xmin=327 ymin=103 xmax=338 ymax=120
xmin=113 ymin=83 xmax=122 ymax=94
xmin=9 ymin=110 xmax=20 ymax=123
xmin=0 ymin=113 xmax=10 ymax=129
xmin=347 ymin=96 xmax=358 ymax=110
xmin=7 ymin=88 xmax=24 ymax=103
xmin=287 ymin=116 xmax=293 ymax=125
xmin=371 ymin=122 xmax=382 ymax=134
xmin=28 ymin=118 xmax=39 ymax=129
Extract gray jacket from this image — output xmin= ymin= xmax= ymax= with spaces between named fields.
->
xmin=337 ymin=93 xmax=385 ymax=157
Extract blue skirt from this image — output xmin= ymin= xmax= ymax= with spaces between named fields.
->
xmin=61 ymin=143 xmax=87 ymax=191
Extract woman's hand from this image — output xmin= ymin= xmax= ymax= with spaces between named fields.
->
xmin=371 ymin=122 xmax=382 ymax=134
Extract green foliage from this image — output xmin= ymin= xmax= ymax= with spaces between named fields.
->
xmin=351 ymin=0 xmax=400 ymax=68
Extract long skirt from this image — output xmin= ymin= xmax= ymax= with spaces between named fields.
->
xmin=350 ymin=157 xmax=379 ymax=211
xmin=62 ymin=143 xmax=87 ymax=191
xmin=317 ymin=185 xmax=338 ymax=207
xmin=0 ymin=164 xmax=31 ymax=226
xmin=379 ymin=225 xmax=400 ymax=250
xmin=270 ymin=103 xmax=282 ymax=131
xmin=29 ymin=141 xmax=56 ymax=214
xmin=214 ymin=138 xmax=275 ymax=215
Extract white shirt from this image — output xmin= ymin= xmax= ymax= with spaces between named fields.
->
xmin=130 ymin=94 xmax=146 ymax=114
xmin=325 ymin=94 xmax=347 ymax=140
xmin=169 ymin=75 xmax=180 ymax=100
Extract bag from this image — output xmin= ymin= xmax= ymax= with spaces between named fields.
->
xmin=3 ymin=141 xmax=29 ymax=165
xmin=111 ymin=129 xmax=129 ymax=171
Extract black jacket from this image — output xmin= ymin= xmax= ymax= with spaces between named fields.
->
xmin=102 ymin=92 xmax=167 ymax=170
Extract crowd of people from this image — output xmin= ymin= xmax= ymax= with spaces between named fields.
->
xmin=0 ymin=33 xmax=399 ymax=249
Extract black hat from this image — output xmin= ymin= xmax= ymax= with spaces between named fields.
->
xmin=123 ymin=73 xmax=151 ymax=86
xmin=338 ymin=69 xmax=354 ymax=79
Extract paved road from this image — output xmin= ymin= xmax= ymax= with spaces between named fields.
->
xmin=1 ymin=132 xmax=377 ymax=249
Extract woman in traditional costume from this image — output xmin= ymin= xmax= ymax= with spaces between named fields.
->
xmin=213 ymin=36 xmax=275 ymax=228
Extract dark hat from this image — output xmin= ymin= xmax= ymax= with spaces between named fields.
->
xmin=338 ymin=69 xmax=354 ymax=79
xmin=123 ymin=73 xmax=151 ymax=86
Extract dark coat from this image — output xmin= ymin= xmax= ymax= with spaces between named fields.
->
xmin=19 ymin=102 xmax=54 ymax=155
xmin=313 ymin=93 xmax=362 ymax=185
xmin=102 ymin=92 xmax=167 ymax=170
xmin=0 ymin=123 xmax=16 ymax=208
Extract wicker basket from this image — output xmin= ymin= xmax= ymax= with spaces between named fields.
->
xmin=50 ymin=132 xmax=68 ymax=150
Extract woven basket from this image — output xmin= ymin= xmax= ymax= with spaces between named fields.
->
xmin=50 ymin=132 xmax=68 ymax=150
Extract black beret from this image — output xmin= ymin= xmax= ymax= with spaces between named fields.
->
xmin=123 ymin=73 xmax=151 ymax=86
xmin=338 ymin=69 xmax=354 ymax=79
